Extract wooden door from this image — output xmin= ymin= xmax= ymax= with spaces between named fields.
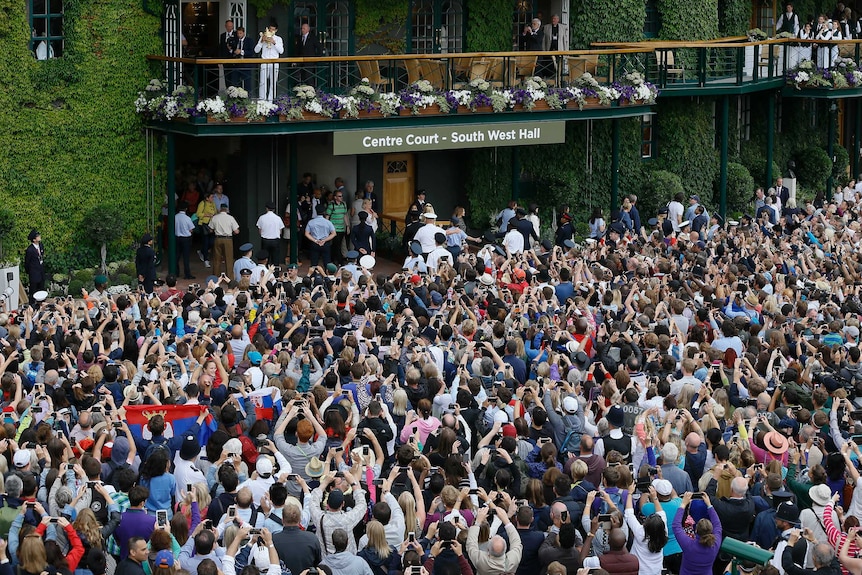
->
xmin=382 ymin=153 xmax=415 ymax=222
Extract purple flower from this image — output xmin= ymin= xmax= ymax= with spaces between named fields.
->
xmin=471 ymin=93 xmax=492 ymax=108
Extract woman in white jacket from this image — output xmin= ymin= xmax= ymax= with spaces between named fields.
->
xmin=624 ymin=485 xmax=668 ymax=575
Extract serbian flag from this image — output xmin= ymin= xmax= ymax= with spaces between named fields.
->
xmin=232 ymin=388 xmax=282 ymax=422
xmin=125 ymin=404 xmax=217 ymax=447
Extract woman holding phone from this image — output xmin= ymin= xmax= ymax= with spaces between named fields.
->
xmin=672 ymin=492 xmax=721 ymax=575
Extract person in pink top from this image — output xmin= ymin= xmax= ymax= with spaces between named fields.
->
xmin=399 ymin=398 xmax=441 ymax=446
xmin=745 ymin=416 xmax=789 ymax=467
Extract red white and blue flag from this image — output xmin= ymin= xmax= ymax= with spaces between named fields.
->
xmin=125 ymin=404 xmax=217 ymax=446
xmin=232 ymin=388 xmax=283 ymax=422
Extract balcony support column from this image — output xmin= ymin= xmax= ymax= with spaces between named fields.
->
xmin=854 ymin=98 xmax=861 ymax=180
xmin=289 ymin=134 xmax=298 ymax=264
xmin=611 ymin=118 xmax=620 ymax=213
xmin=167 ymin=133 xmax=177 ymax=276
xmin=719 ymin=95 xmax=729 ymax=221
xmin=828 ymin=102 xmax=837 ymax=198
xmin=766 ymin=92 xmax=775 ymax=189
xmin=511 ymin=147 xmax=520 ymax=201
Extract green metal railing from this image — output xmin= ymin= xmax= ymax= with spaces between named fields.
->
xmin=145 ymin=37 xmax=862 ymax=108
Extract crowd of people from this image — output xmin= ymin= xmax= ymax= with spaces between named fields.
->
xmin=10 ymin=171 xmax=862 ymax=575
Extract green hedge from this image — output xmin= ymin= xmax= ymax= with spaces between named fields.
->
xmin=659 ymin=0 xmax=719 ymax=40
xmin=465 ymin=148 xmax=513 ymax=227
xmin=0 ymin=0 xmax=161 ymax=276
xmin=654 ymin=99 xmax=719 ymax=199
xmin=570 ymin=0 xmax=646 ymax=49
xmin=718 ymin=0 xmax=752 ymax=36
xmin=465 ymin=0 xmax=512 ymax=51
xmin=726 ymin=162 xmax=755 ymax=212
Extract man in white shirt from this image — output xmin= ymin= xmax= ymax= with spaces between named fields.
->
xmin=173 ymin=435 xmax=207 ymax=498
xmin=667 ymin=192 xmax=684 ymax=233
xmin=503 ymin=222 xmax=525 ymax=256
xmin=257 ymin=201 xmax=285 ymax=266
xmin=413 ymin=211 xmax=445 ymax=255
xmin=426 ymin=233 xmax=452 ymax=274
xmin=175 ymin=202 xmax=196 ymax=280
xmin=254 ymin=20 xmax=284 ymax=101
xmin=249 ymin=251 xmax=269 ymax=286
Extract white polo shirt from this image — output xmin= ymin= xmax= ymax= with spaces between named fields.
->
xmin=414 ymin=223 xmax=445 ymax=253
xmin=256 ymin=210 xmax=284 ymax=240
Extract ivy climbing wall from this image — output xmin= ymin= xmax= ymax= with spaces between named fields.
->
xmin=0 ymin=0 xmax=162 ymax=271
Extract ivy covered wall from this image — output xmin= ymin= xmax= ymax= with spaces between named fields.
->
xmin=0 ymin=0 xmax=161 ymax=270
xmin=465 ymin=0 xmax=511 ymax=52
xmin=570 ymin=0 xmax=646 ymax=49
xmin=718 ymin=0 xmax=752 ymax=36
xmin=654 ymin=99 xmax=719 ymax=201
xmin=658 ymin=0 xmax=719 ymax=40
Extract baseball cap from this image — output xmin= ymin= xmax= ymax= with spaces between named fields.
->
xmin=13 ymin=450 xmax=31 ymax=468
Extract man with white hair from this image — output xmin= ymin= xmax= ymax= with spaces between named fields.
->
xmin=706 ymin=475 xmax=755 ymax=541
xmin=467 ymin=504 xmax=522 ymax=575
xmin=659 ymin=442 xmax=693 ymax=496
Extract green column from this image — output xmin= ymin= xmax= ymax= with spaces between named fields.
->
xmin=719 ymin=96 xmax=729 ymax=220
xmin=512 ymin=147 xmax=520 ymax=201
xmin=611 ymin=119 xmax=620 ymax=212
xmin=766 ymin=93 xmax=775 ymax=187
xmin=827 ymin=103 xmax=837 ymax=198
xmin=166 ymin=133 xmax=177 ymax=276
xmin=289 ymin=135 xmax=298 ymax=264
xmin=854 ymin=98 xmax=861 ymax=180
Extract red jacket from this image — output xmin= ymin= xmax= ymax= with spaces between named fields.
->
xmin=35 ymin=522 xmax=85 ymax=572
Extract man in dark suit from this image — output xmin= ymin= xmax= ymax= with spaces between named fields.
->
xmin=135 ymin=233 xmax=157 ymax=295
xmin=294 ymin=22 xmax=322 ymax=86
xmin=775 ymin=176 xmax=790 ymax=208
xmin=350 ymin=211 xmax=376 ymax=256
xmin=218 ymin=20 xmax=236 ymax=90
xmin=519 ymin=18 xmax=543 ymax=51
xmin=24 ymin=229 xmax=45 ymax=305
xmin=230 ymin=27 xmax=253 ymax=90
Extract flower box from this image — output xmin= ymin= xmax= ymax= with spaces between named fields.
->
xmin=583 ymin=96 xmax=602 ymax=107
xmin=358 ymin=109 xmax=385 ymax=118
xmin=399 ymin=104 xmax=442 ymax=116
xmin=531 ymin=100 xmax=550 ymax=111
xmin=301 ymin=110 xmax=327 ymax=121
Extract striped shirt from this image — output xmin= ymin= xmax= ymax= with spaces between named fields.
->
xmin=326 ymin=201 xmax=348 ymax=232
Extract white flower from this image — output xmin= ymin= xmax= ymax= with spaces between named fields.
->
xmin=305 ymin=100 xmax=323 ymax=114
xmin=293 ymin=85 xmax=316 ymax=100
xmin=197 ymin=96 xmax=226 ymax=115
xmin=255 ymin=100 xmax=277 ymax=116
xmin=145 ymin=79 xmax=163 ymax=92
xmin=134 ymin=94 xmax=148 ymax=112
xmin=413 ymin=80 xmax=434 ymax=93
xmin=794 ymin=71 xmax=810 ymax=83
xmin=226 ymin=86 xmax=248 ymax=99
xmin=635 ymin=85 xmax=652 ymax=101
xmin=172 ymin=85 xmax=194 ymax=96
xmin=360 ymin=77 xmax=370 ymax=83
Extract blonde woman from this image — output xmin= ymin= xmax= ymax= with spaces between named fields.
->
xmin=358 ymin=520 xmax=395 ymax=575
xmin=398 ymin=491 xmax=423 ymax=539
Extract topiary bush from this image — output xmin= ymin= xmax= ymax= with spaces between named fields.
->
xmin=81 ymin=204 xmax=128 ymax=273
xmin=726 ymin=162 xmax=755 ymax=212
xmin=832 ymin=144 xmax=850 ymax=186
xmin=795 ymin=147 xmax=832 ymax=189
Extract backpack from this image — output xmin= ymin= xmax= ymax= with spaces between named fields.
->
xmin=24 ymin=363 xmax=39 ymax=387
xmin=560 ymin=428 xmax=581 ymax=457
xmin=143 ymin=437 xmax=170 ymax=463
xmin=600 ymin=489 xmax=628 ymax=514
xmin=0 ymin=499 xmax=18 ymax=538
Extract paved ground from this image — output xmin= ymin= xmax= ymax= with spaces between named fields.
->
xmin=160 ymin=247 xmax=404 ymax=291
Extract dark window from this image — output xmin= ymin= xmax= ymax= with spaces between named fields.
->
xmin=31 ymin=0 xmax=63 ymax=58
xmin=644 ymin=0 xmax=661 ymax=38
xmin=641 ymin=114 xmax=656 ymax=159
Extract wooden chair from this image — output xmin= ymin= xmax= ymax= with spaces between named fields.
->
xmin=357 ymin=59 xmax=394 ymax=92
xmin=662 ymin=50 xmax=685 ymax=82
xmin=757 ymin=45 xmax=779 ymax=77
xmin=484 ymin=57 xmax=505 ymax=87
xmin=420 ymin=58 xmax=449 ymax=90
xmin=451 ymin=56 xmax=474 ymax=88
xmin=405 ymin=58 xmax=422 ymax=85
xmin=509 ymin=55 xmax=537 ymax=83
xmin=564 ymin=55 xmax=600 ymax=84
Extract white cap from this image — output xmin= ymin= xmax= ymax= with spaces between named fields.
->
xmin=562 ymin=396 xmax=579 ymax=414
xmin=256 ymin=456 xmax=273 ymax=477
xmin=493 ymin=410 xmax=510 ymax=424
xmin=13 ymin=449 xmax=31 ymax=468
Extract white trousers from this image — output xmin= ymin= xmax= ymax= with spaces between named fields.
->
xmin=259 ymin=62 xmax=279 ymax=101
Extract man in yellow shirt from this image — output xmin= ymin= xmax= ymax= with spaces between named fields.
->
xmin=196 ymin=191 xmax=218 ymax=268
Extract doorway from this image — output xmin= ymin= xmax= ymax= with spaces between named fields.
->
xmin=382 ymin=153 xmax=415 ymax=222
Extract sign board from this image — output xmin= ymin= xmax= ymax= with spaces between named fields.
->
xmin=333 ymin=121 xmax=566 ymax=155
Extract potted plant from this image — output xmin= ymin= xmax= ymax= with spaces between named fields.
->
xmin=81 ymin=204 xmax=126 ymax=274
xmin=399 ymin=80 xmax=442 ymax=115
xmin=613 ymin=71 xmax=659 ymax=105
xmin=197 ymin=96 xmax=230 ymax=122
xmin=224 ymin=85 xmax=251 ymax=121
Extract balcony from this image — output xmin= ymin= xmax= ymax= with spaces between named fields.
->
xmin=140 ymin=37 xmax=862 ymax=134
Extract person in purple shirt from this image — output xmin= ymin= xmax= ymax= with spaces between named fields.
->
xmin=113 ymin=485 xmax=156 ymax=559
xmin=672 ymin=492 xmax=722 ymax=575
